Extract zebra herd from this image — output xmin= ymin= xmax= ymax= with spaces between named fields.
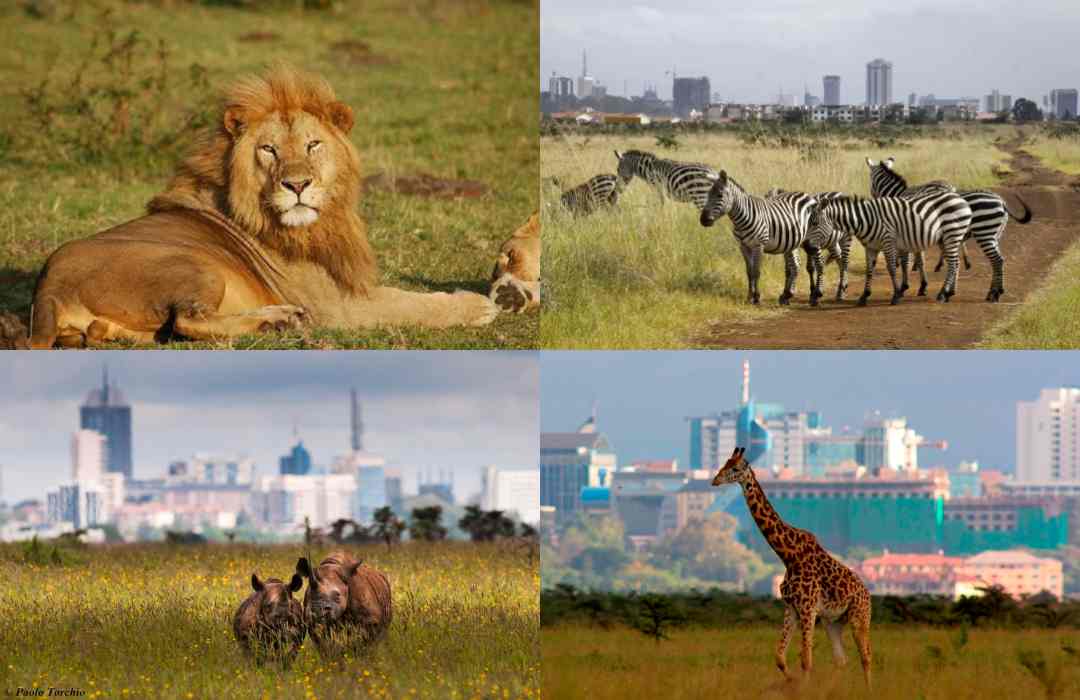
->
xmin=554 ymin=150 xmax=1031 ymax=306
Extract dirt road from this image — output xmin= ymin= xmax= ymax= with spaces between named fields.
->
xmin=695 ymin=138 xmax=1080 ymax=349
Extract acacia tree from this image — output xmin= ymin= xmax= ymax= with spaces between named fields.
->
xmin=372 ymin=507 xmax=406 ymax=549
xmin=409 ymin=505 xmax=448 ymax=541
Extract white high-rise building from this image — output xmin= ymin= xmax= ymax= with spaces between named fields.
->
xmin=482 ymin=466 xmax=540 ymax=524
xmin=250 ymin=474 xmax=357 ymax=530
xmin=865 ymin=58 xmax=893 ymax=106
xmin=1017 ymin=388 xmax=1080 ymax=483
xmin=71 ymin=429 xmax=107 ymax=482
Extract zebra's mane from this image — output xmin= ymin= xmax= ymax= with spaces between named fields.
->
xmin=877 ymin=164 xmax=908 ymax=191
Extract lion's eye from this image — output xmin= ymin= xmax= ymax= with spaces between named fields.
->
xmin=260 ymin=144 xmax=277 ymax=157
xmin=307 ymin=140 xmax=322 ymax=154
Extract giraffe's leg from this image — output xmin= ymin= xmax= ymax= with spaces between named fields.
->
xmin=776 ymin=605 xmax=795 ymax=678
xmin=851 ymin=604 xmax=873 ymax=689
xmin=798 ymin=607 xmax=818 ymax=676
xmin=826 ymin=621 xmax=848 ymax=667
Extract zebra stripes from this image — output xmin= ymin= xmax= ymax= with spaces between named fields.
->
xmin=806 ymin=192 xmax=973 ymax=305
xmin=768 ymin=189 xmax=854 ymax=300
xmin=867 ymin=157 xmax=1032 ymax=301
xmin=614 ymin=149 xmax=718 ymax=209
xmin=701 ymin=172 xmax=820 ymax=305
xmin=557 ymin=174 xmax=622 ymax=216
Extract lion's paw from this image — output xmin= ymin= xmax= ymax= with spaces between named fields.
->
xmin=253 ymin=305 xmax=307 ymax=333
xmin=453 ymin=291 xmax=499 ymax=326
xmin=490 ymin=273 xmax=534 ymax=314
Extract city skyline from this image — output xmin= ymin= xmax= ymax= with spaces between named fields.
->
xmin=540 ymin=1 xmax=1080 ymax=104
xmin=0 ymin=352 xmax=539 ymax=505
xmin=540 ymin=352 xmax=1080 ymax=475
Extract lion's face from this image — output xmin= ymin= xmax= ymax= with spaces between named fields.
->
xmin=237 ymin=112 xmax=342 ymax=228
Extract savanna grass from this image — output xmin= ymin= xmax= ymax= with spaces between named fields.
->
xmin=542 ymin=624 xmax=1080 ymax=700
xmin=0 ymin=541 xmax=540 ymax=699
xmin=0 ymin=0 xmax=538 ymax=349
xmin=540 ymin=127 xmax=1013 ymax=349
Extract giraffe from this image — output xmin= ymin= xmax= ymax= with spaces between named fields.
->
xmin=712 ymin=446 xmax=872 ymax=687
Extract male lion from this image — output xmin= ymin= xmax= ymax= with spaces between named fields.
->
xmin=29 ymin=65 xmax=497 ymax=348
xmin=489 ymin=212 xmax=540 ymax=313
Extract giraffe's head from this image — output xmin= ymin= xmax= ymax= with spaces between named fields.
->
xmin=711 ymin=446 xmax=753 ymax=487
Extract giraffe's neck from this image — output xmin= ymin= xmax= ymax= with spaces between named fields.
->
xmin=740 ymin=471 xmax=801 ymax=566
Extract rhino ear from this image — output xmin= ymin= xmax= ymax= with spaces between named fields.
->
xmin=251 ymin=573 xmax=264 ymax=591
xmin=296 ymin=557 xmax=313 ymax=579
xmin=344 ymin=560 xmax=363 ymax=579
xmin=289 ymin=573 xmax=303 ymax=593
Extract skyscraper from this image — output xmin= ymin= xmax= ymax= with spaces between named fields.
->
xmin=823 ymin=75 xmax=841 ymax=106
xmin=80 ymin=368 xmax=132 ymax=478
xmin=71 ymin=429 xmax=106 ymax=482
xmin=351 ymin=388 xmax=364 ymax=451
xmin=1017 ymin=387 xmax=1080 ymax=483
xmin=279 ymin=440 xmax=312 ymax=475
xmin=865 ymin=59 xmax=893 ymax=106
xmin=1049 ymin=89 xmax=1079 ymax=120
xmin=673 ymin=77 xmax=711 ymax=118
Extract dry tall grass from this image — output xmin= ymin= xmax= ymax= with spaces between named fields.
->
xmin=543 ymin=624 xmax=1080 ymax=700
xmin=541 ymin=127 xmax=1014 ymax=349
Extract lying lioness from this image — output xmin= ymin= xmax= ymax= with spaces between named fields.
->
xmin=489 ymin=212 xmax=539 ymax=313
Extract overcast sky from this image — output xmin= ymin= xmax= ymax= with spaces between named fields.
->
xmin=541 ymin=351 xmax=1080 ymax=473
xmin=0 ymin=352 xmax=538 ymax=505
xmin=541 ymin=1 xmax=1080 ymax=103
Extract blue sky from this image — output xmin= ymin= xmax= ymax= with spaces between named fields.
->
xmin=542 ymin=1 xmax=1080 ymax=104
xmin=0 ymin=352 xmax=539 ymax=504
xmin=541 ymin=351 xmax=1080 ymax=472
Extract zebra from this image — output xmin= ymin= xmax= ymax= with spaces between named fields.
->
xmin=805 ymin=191 xmax=973 ymax=306
xmin=768 ymin=188 xmax=854 ymax=300
xmin=867 ymin=157 xmax=1032 ymax=302
xmin=554 ymin=174 xmax=622 ymax=216
xmin=700 ymin=171 xmax=821 ymax=305
xmin=613 ymin=149 xmax=718 ymax=209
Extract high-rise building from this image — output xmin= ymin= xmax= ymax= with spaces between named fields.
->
xmin=865 ymin=59 xmax=893 ymax=106
xmin=384 ymin=471 xmax=403 ymax=514
xmin=71 ymin=429 xmax=106 ymax=482
xmin=167 ymin=455 xmax=254 ymax=486
xmin=823 ymin=75 xmax=841 ymax=106
xmin=350 ymin=388 xmax=363 ymax=451
xmin=540 ymin=423 xmax=616 ymax=523
xmin=1049 ymin=89 xmax=1078 ymax=119
xmin=985 ymin=89 xmax=1013 ymax=113
xmin=908 ymin=92 xmax=917 ymax=107
xmin=279 ymin=440 xmax=312 ymax=475
xmin=1017 ymin=388 xmax=1080 ymax=483
xmin=688 ymin=360 xmax=819 ymax=474
xmin=548 ymin=72 xmax=574 ymax=99
xmin=251 ymin=474 xmax=357 ymax=530
xmin=673 ymin=77 xmax=711 ymax=118
xmin=482 ymin=465 xmax=540 ymax=523
xmin=355 ymin=466 xmax=387 ymax=523
xmin=80 ymin=368 xmax=132 ymax=478
xmin=577 ymin=50 xmax=596 ymax=99
xmin=861 ymin=414 xmax=924 ymax=472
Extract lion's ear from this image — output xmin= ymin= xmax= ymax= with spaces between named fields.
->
xmin=328 ymin=101 xmax=355 ymax=134
xmin=223 ymin=106 xmax=246 ymax=137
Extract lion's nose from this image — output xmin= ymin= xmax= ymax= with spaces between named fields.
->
xmin=281 ymin=178 xmax=312 ymax=195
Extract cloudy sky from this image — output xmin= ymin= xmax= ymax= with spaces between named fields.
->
xmin=541 ymin=1 xmax=1080 ymax=103
xmin=1 ymin=352 xmax=538 ymax=504
xmin=541 ymin=351 xmax=1080 ymax=473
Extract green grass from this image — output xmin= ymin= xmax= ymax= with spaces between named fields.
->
xmin=0 ymin=541 xmax=540 ymax=698
xmin=1026 ymin=132 xmax=1080 ymax=175
xmin=0 ymin=0 xmax=538 ymax=349
xmin=543 ymin=624 xmax=1080 ymax=700
xmin=540 ymin=127 xmax=1014 ymax=349
xmin=980 ymin=238 xmax=1080 ymax=348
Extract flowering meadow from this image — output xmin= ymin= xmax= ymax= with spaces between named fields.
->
xmin=1 ymin=541 xmax=539 ymax=699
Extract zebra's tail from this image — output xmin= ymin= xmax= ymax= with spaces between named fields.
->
xmin=1006 ymin=194 xmax=1032 ymax=224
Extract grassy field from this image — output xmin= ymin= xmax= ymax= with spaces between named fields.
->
xmin=1 ymin=541 xmax=539 ymax=698
xmin=980 ymin=235 xmax=1080 ymax=348
xmin=540 ymin=126 xmax=1014 ymax=349
xmin=1025 ymin=130 xmax=1080 ymax=175
xmin=0 ymin=0 xmax=538 ymax=349
xmin=542 ymin=624 xmax=1080 ymax=700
